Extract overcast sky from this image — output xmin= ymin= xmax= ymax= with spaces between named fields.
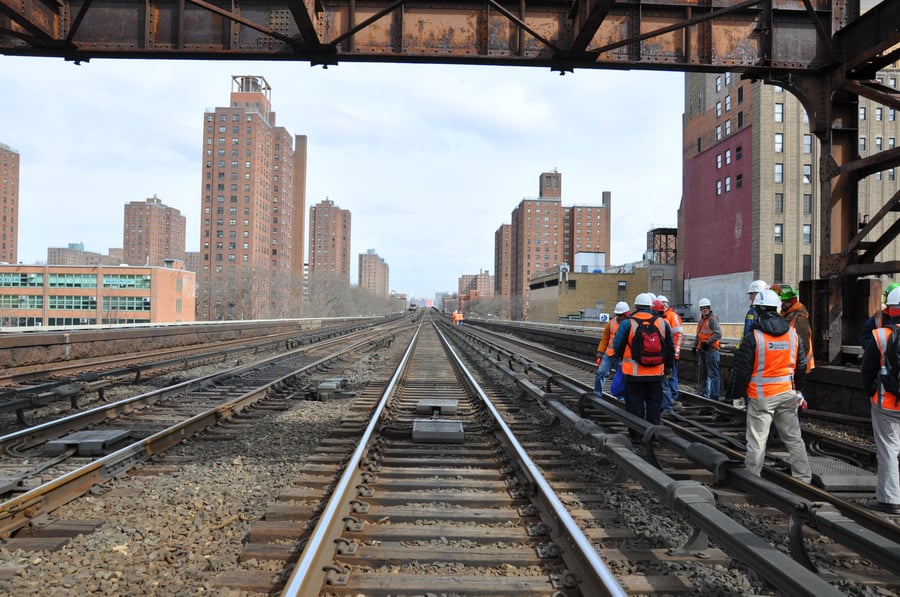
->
xmin=2 ymin=57 xmax=684 ymax=301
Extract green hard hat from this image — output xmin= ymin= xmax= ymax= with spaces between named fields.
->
xmin=779 ymin=285 xmax=798 ymax=301
xmin=884 ymin=282 xmax=900 ymax=303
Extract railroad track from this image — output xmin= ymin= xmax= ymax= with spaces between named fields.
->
xmin=1 ymin=311 xmax=898 ymax=594
xmin=0 ymin=320 xmax=407 ymax=536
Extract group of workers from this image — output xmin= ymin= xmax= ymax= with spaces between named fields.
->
xmin=451 ymin=310 xmax=464 ymax=326
xmin=593 ymin=283 xmax=816 ymax=484
xmin=593 ymin=280 xmax=900 ymax=513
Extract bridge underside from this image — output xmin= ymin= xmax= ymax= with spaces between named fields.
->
xmin=2 ymin=0 xmax=900 ymax=361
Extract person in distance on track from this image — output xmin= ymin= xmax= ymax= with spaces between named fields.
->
xmin=594 ymin=301 xmax=630 ymax=398
xmin=730 ymin=289 xmax=811 ymax=483
xmin=860 ymin=286 xmax=900 ymax=513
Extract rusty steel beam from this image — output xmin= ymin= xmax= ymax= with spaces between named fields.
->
xmin=0 ymin=0 xmax=836 ymax=74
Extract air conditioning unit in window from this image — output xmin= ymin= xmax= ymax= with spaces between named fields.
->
xmin=18 ymin=295 xmax=26 ymax=300
xmin=143 ymin=297 xmax=151 ymax=302
xmin=143 ymin=275 xmax=151 ymax=280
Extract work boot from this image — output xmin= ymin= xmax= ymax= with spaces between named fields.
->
xmin=732 ymin=398 xmax=746 ymax=411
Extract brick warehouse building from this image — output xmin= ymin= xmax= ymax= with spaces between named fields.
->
xmin=0 ymin=262 xmax=195 ymax=326
xmin=197 ymin=76 xmax=307 ymax=321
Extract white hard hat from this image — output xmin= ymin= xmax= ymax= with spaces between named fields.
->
xmin=887 ymin=287 xmax=900 ymax=306
xmin=747 ymin=279 xmax=768 ymax=294
xmin=698 ymin=298 xmax=711 ymax=308
xmin=753 ymin=289 xmax=781 ymax=309
xmin=614 ymin=301 xmax=630 ymax=315
xmin=634 ymin=293 xmax=654 ymax=308
xmin=657 ymin=295 xmax=669 ymax=305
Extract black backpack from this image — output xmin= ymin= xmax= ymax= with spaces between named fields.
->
xmin=880 ymin=324 xmax=900 ymax=395
xmin=631 ymin=315 xmax=664 ymax=367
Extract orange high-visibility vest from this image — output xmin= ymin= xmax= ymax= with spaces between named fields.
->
xmin=663 ymin=308 xmax=683 ymax=358
xmin=620 ymin=312 xmax=667 ymax=377
xmin=872 ymin=327 xmax=900 ymax=410
xmin=696 ymin=315 xmax=720 ymax=350
xmin=596 ymin=317 xmax=623 ymax=357
xmin=747 ymin=328 xmax=798 ymax=399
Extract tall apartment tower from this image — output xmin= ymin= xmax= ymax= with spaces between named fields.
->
xmin=507 ymin=171 xmax=610 ymax=320
xmin=308 ymin=198 xmax=351 ymax=282
xmin=359 ymin=249 xmax=389 ymax=296
xmin=123 ymin=196 xmax=186 ymax=267
xmin=493 ymin=224 xmax=512 ymax=310
xmin=680 ymin=64 xmax=899 ymax=322
xmin=197 ymin=76 xmax=307 ymax=320
xmin=0 ymin=143 xmax=19 ymax=264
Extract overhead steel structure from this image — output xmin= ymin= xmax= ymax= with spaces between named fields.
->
xmin=1 ymin=0 xmax=899 ymax=361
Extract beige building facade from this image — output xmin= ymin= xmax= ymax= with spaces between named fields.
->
xmin=359 ymin=249 xmax=389 ymax=296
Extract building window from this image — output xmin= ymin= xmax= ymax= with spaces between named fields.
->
xmin=775 ymin=224 xmax=783 ymax=243
xmin=738 ymin=87 xmax=743 ymax=103
xmin=804 ymin=194 xmax=812 ymax=214
xmin=803 ymin=255 xmax=812 ymax=280
xmin=889 ymin=168 xmax=895 ymax=182
xmin=860 ymin=106 xmax=867 ymax=120
xmin=716 ymin=101 xmax=722 ymax=117
xmin=803 ymin=134 xmax=813 ymax=154
xmin=717 ymin=154 xmax=722 ymax=169
xmin=716 ymin=125 xmax=722 ymax=141
xmin=725 ymin=149 xmax=732 ymax=164
xmin=736 ymin=174 xmax=743 ymax=188
xmin=725 ymin=95 xmax=731 ymax=111
xmin=725 ymin=120 xmax=732 ymax=135
xmin=775 ymin=103 xmax=784 ymax=122
xmin=889 ymin=137 xmax=896 ymax=149
xmin=775 ymin=163 xmax=784 ymax=183
xmin=775 ymin=133 xmax=784 ymax=153
xmin=716 ymin=76 xmax=722 ymax=92
xmin=860 ymin=137 xmax=867 ymax=152
xmin=716 ymin=180 xmax=722 ymax=195
xmin=737 ymin=111 xmax=744 ymax=128
xmin=774 ymin=254 xmax=783 ymax=283
xmin=803 ymin=224 xmax=812 ymax=244
xmin=876 ymin=108 xmax=883 ymax=121
xmin=803 ymin=164 xmax=812 ymax=184
xmin=725 ymin=72 xmax=731 ymax=85
xmin=876 ymin=137 xmax=883 ymax=151
xmin=725 ymin=176 xmax=731 ymax=192
xmin=736 ymin=145 xmax=743 ymax=160
xmin=775 ymin=193 xmax=784 ymax=214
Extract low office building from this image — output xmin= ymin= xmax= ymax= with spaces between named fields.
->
xmin=0 ymin=261 xmax=195 ymax=327
xmin=528 ymin=267 xmax=648 ymax=324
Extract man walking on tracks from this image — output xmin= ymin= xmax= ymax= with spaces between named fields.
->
xmin=860 ymin=286 xmax=900 ymax=513
xmin=613 ymin=293 xmax=675 ymax=440
xmin=730 ymin=289 xmax=811 ymax=483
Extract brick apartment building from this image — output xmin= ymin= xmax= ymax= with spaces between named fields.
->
xmin=308 ymin=198 xmax=351 ymax=282
xmin=680 ymin=60 xmax=899 ymax=323
xmin=499 ymin=171 xmax=611 ymax=320
xmin=359 ymin=249 xmax=389 ymax=296
xmin=0 ymin=143 xmax=19 ymax=264
xmin=197 ymin=75 xmax=307 ymax=321
xmin=123 ymin=196 xmax=186 ymax=266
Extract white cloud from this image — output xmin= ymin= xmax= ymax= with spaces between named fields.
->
xmin=2 ymin=57 xmax=683 ymax=300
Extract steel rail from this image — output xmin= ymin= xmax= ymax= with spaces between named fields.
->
xmin=280 ymin=322 xmax=422 ymax=595
xmin=0 ymin=325 xmax=409 ymax=537
xmin=436 ymin=323 xmax=626 ymax=597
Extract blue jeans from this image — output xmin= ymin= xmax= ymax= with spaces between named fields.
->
xmin=661 ymin=361 xmax=680 ymax=412
xmin=594 ymin=354 xmax=620 ymax=397
xmin=699 ymin=349 xmax=720 ymax=399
